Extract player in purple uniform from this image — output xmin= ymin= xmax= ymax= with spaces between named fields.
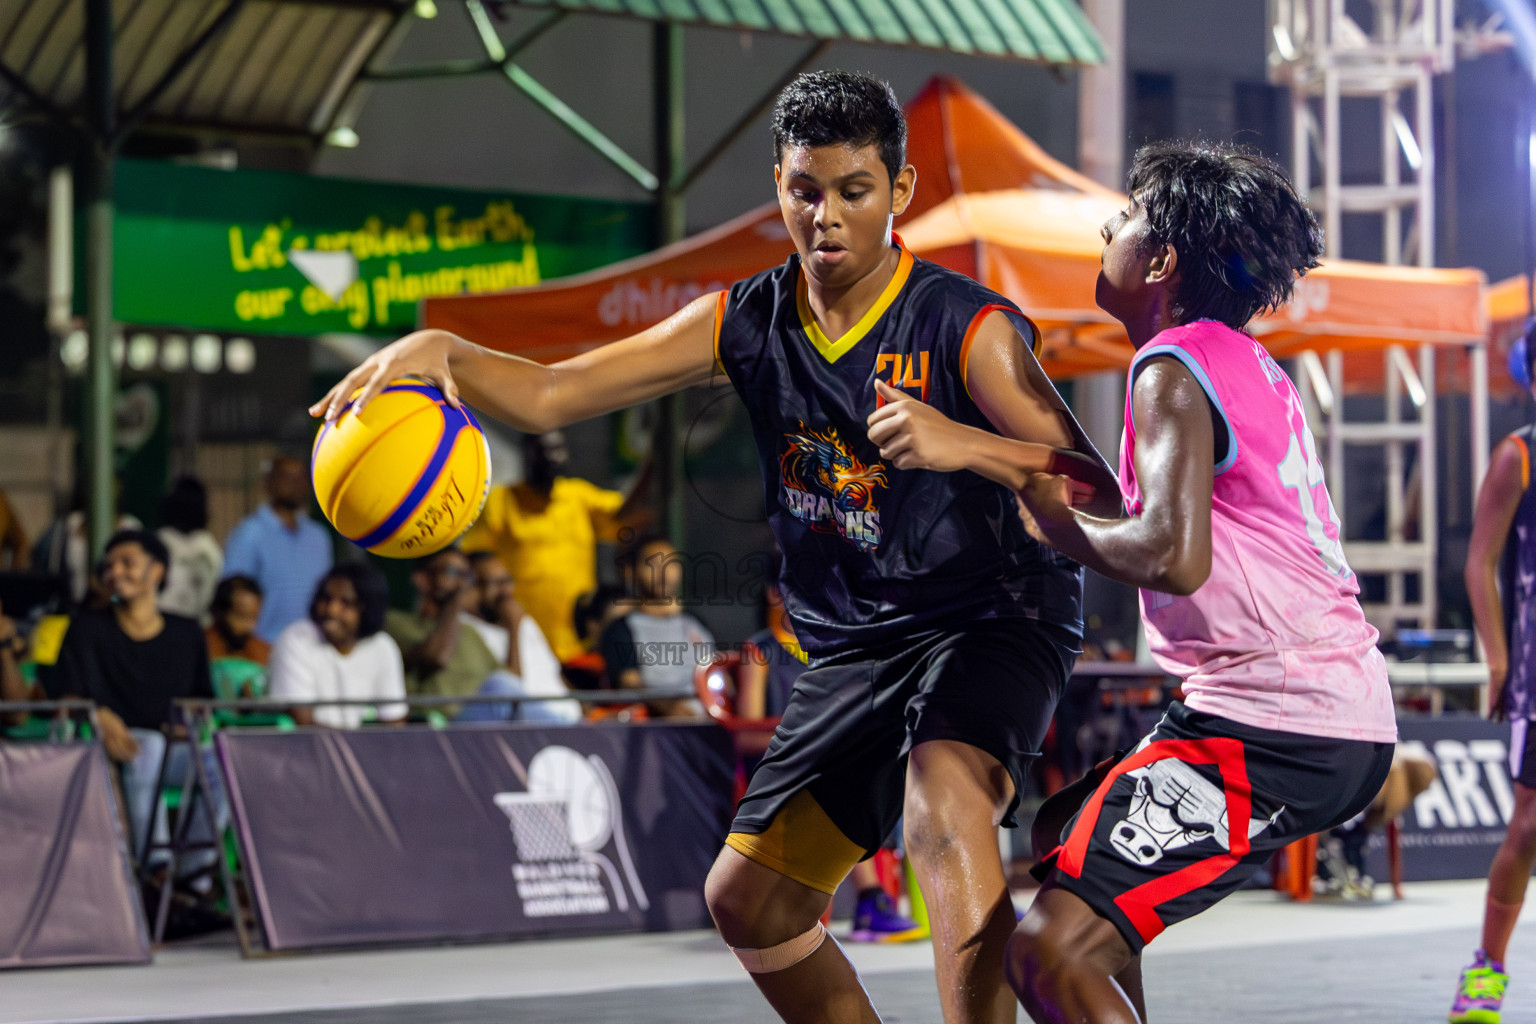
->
xmin=313 ymin=71 xmax=1117 ymax=1024
xmin=1449 ymin=321 xmax=1536 ymax=1024
xmin=919 ymin=140 xmax=1395 ymax=1023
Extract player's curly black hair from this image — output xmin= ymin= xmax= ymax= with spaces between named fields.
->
xmin=1127 ymin=140 xmax=1324 ymax=330
xmin=772 ymin=70 xmax=906 ymax=186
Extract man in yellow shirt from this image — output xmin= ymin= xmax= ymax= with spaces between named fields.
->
xmin=461 ymin=431 xmax=645 ymax=662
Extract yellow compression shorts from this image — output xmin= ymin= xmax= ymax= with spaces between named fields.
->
xmin=724 ymin=790 xmax=867 ymax=895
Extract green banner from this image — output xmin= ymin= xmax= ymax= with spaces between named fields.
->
xmin=108 ymin=160 xmax=652 ymax=337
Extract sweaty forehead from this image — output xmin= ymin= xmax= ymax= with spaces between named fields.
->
xmin=778 ymin=142 xmax=884 ymax=181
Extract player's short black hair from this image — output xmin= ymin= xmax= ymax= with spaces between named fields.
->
xmin=772 ymin=70 xmax=907 ymax=186
xmin=211 ymin=574 xmax=263 ymax=617
xmin=310 ymin=562 xmax=390 ymax=639
xmin=1127 ymin=140 xmax=1324 ymax=330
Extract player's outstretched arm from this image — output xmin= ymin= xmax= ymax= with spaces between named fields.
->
xmin=1465 ymin=436 xmax=1525 ymax=720
xmin=865 ymin=311 xmax=1121 ymax=517
xmin=309 ymin=293 xmax=722 ymax=433
xmin=1019 ymin=357 xmax=1213 ymax=595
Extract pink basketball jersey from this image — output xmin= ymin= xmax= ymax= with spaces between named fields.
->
xmin=1119 ymin=320 xmax=1397 ymax=743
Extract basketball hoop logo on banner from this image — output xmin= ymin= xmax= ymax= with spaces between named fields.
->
xmin=493 ymin=746 xmax=651 ymax=919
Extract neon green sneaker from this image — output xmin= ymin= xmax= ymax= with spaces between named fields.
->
xmin=1450 ymin=951 xmax=1508 ymax=1024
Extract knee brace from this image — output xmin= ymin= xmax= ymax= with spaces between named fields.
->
xmin=730 ymin=920 xmax=828 ymax=973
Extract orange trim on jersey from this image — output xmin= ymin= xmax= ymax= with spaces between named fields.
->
xmin=796 ymin=241 xmax=914 ymax=364
xmin=959 ymin=304 xmax=1041 ymax=403
xmin=1515 ymin=434 xmax=1530 ymax=492
xmin=712 ymin=290 xmax=728 ymax=375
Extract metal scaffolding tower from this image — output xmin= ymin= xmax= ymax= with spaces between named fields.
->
xmin=1268 ymin=0 xmax=1462 ymax=632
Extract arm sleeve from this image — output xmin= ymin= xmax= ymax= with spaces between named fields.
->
xmin=221 ymin=521 xmax=259 ymax=579
xmin=577 ymin=479 xmax=626 ymax=517
xmin=597 ymin=618 xmax=638 ymax=677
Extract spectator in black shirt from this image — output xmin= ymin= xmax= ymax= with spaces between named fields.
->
xmin=49 ymin=529 xmax=215 ymax=862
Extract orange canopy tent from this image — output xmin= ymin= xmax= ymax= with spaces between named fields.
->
xmin=422 ymin=77 xmax=1487 ymax=378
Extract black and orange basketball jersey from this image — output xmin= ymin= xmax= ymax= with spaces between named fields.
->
xmin=714 ymin=237 xmax=1084 ymax=657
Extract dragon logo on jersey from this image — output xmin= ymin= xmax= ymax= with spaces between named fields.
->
xmin=779 ymin=423 xmax=887 ymax=551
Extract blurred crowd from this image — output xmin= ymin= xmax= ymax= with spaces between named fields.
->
xmin=0 ymin=431 xmax=745 ymax=915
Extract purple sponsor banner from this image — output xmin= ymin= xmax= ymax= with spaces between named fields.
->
xmin=0 ymin=743 xmax=150 ymax=968
xmin=1363 ymin=715 xmax=1510 ymax=882
xmin=218 ymin=722 xmax=734 ymax=951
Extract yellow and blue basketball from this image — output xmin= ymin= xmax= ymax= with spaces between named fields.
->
xmin=311 ymin=378 xmax=491 ymax=558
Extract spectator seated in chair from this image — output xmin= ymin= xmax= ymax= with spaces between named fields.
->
xmin=44 ymin=529 xmax=219 ymax=867
xmin=465 ymin=551 xmax=580 ymax=722
xmin=384 ymin=549 xmax=577 ymax=724
xmin=205 ymin=576 xmax=270 ymax=669
xmin=598 ymin=534 xmax=712 ymax=720
xmin=384 ymin=547 xmax=576 ymax=724
xmin=269 ymin=563 xmax=407 ymax=728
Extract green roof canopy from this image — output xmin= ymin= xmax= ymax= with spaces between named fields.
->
xmin=509 ymin=0 xmax=1103 ymax=64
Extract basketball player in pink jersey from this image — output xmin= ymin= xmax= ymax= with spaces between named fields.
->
xmin=991 ymin=141 xmax=1397 ymax=1022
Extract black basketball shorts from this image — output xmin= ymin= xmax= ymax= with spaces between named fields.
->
xmin=1035 ymin=701 xmax=1393 ymax=953
xmin=730 ymin=618 xmax=1078 ymax=874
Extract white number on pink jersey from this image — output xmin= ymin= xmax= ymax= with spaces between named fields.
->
xmin=1276 ymin=422 xmax=1351 ymax=578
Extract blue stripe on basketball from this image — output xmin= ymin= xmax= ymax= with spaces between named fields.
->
xmin=348 ymin=403 xmax=470 ymax=550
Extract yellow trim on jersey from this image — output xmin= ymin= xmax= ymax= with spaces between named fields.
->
xmin=795 ymin=242 xmax=914 ymax=364
xmin=724 ymin=791 xmax=866 ymax=895
xmin=712 ymin=290 xmax=728 ymax=375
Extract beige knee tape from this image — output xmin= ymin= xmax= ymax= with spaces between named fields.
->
xmin=730 ymin=921 xmax=828 ymax=973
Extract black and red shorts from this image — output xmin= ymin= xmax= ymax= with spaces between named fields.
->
xmin=1035 ymin=701 xmax=1392 ymax=953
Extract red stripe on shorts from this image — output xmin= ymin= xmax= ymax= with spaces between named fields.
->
xmin=1052 ymin=737 xmax=1253 ymax=945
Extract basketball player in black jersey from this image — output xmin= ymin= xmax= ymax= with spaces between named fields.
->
xmin=314 ymin=71 xmax=1117 ymax=1024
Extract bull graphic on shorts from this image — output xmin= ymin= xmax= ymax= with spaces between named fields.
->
xmin=1110 ymin=757 xmax=1283 ymax=867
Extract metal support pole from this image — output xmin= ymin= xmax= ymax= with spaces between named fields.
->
xmin=1420 ymin=344 xmax=1437 ymax=624
xmin=85 ymin=0 xmax=117 ymax=560
xmin=653 ymin=22 xmax=686 ymax=547
xmin=1382 ymin=89 xmax=1400 ymax=264
xmin=1073 ymin=0 xmax=1126 ymax=456
xmin=1323 ymin=67 xmax=1342 ymax=258
xmin=1415 ymin=64 xmax=1435 ymax=267
xmin=1471 ymin=342 xmax=1490 ymax=493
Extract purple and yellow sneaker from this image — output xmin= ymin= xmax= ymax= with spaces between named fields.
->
xmin=848 ymin=889 xmax=927 ymax=943
xmin=1450 ymin=950 xmax=1508 ymax=1024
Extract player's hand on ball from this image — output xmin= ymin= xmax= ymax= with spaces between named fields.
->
xmin=867 ymin=379 xmax=969 ymax=472
xmin=309 ymin=329 xmax=463 ymax=422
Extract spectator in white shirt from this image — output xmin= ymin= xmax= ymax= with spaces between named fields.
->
xmin=269 ymin=563 xmax=406 ymax=728
xmin=157 ymin=476 xmax=223 ymax=622
xmin=465 ymin=550 xmax=581 ymax=723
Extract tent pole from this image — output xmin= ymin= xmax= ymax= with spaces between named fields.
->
xmin=85 ymin=0 xmax=116 ymax=560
